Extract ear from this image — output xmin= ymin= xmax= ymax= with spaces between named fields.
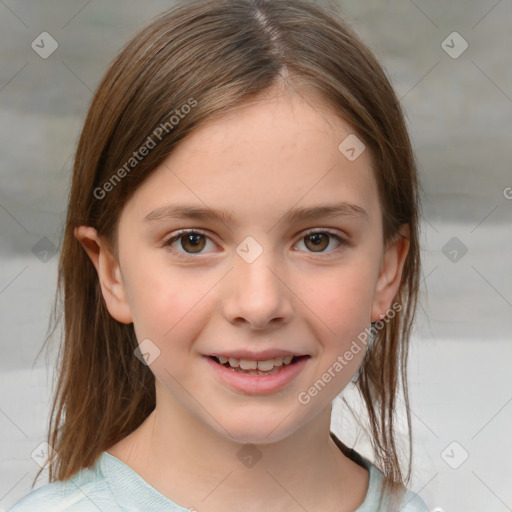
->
xmin=74 ymin=226 xmax=133 ymax=324
xmin=370 ymin=224 xmax=410 ymax=322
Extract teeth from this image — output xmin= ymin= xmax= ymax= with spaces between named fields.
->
xmin=256 ymin=359 xmax=275 ymax=371
xmin=215 ymin=355 xmax=297 ymax=371
xmin=239 ymin=359 xmax=258 ymax=370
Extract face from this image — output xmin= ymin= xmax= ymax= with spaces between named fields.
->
xmin=78 ymin=86 xmax=408 ymax=445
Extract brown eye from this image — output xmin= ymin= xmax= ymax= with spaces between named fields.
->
xmin=179 ymin=233 xmax=206 ymax=253
xmin=304 ymin=233 xmax=330 ymax=252
xmin=295 ymin=230 xmax=346 ymax=255
xmin=164 ymin=230 xmax=212 ymax=256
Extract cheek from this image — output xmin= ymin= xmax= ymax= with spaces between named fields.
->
xmin=297 ymin=262 xmax=377 ymax=399
xmin=124 ymin=260 xmax=215 ymax=351
xmin=299 ymin=259 xmax=377 ymax=340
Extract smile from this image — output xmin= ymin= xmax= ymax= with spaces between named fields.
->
xmin=205 ymin=355 xmax=311 ymax=394
xmin=209 ymin=354 xmax=301 ymax=373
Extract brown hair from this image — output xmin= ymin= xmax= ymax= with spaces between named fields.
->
xmin=34 ymin=0 xmax=420 ymax=508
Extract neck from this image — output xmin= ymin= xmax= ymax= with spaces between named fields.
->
xmin=108 ymin=385 xmax=368 ymax=512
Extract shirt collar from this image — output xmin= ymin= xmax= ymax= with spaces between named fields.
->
xmin=100 ymin=448 xmax=381 ymax=511
xmin=101 ymin=451 xmax=189 ymax=512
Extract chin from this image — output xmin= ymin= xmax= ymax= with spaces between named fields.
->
xmin=210 ymin=413 xmax=301 ymax=447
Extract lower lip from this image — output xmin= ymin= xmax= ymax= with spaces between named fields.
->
xmin=204 ymin=356 xmax=310 ymax=395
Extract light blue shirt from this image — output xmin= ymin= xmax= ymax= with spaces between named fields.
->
xmin=7 ymin=450 xmax=429 ymax=511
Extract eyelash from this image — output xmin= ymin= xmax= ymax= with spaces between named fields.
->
xmin=162 ymin=228 xmax=349 ymax=259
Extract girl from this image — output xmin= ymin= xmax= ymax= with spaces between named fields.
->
xmin=8 ymin=1 xmax=429 ymax=510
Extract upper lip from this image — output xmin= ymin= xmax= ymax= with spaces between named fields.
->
xmin=207 ymin=349 xmax=309 ymax=361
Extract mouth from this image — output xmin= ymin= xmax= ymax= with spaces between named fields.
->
xmin=208 ymin=354 xmax=309 ymax=376
xmin=205 ymin=353 xmax=311 ymax=394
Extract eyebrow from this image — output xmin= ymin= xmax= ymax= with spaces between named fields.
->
xmin=143 ymin=202 xmax=369 ymax=226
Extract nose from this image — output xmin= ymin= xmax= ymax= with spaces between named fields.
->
xmin=222 ymin=247 xmax=294 ymax=331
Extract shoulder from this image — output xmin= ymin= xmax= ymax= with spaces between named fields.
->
xmin=367 ymin=464 xmax=430 ymax=512
xmin=399 ymin=488 xmax=430 ymax=512
xmin=353 ymin=455 xmax=429 ymax=512
xmin=6 ymin=457 xmax=121 ymax=512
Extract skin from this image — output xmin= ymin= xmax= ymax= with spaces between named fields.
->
xmin=75 ymin=83 xmax=409 ymax=512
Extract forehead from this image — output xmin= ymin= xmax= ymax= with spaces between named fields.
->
xmin=121 ymin=89 xmax=380 ymax=229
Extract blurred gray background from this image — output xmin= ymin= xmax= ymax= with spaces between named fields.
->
xmin=0 ymin=1 xmax=511 ymax=511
